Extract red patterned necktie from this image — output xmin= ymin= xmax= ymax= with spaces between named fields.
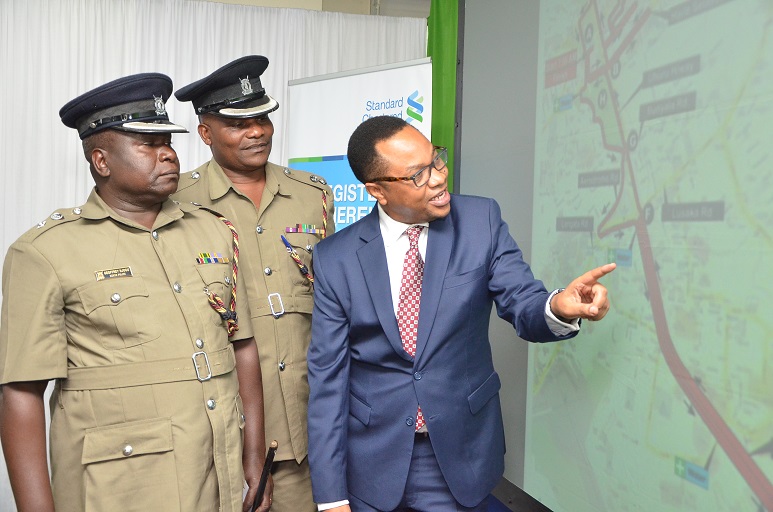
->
xmin=397 ymin=226 xmax=425 ymax=430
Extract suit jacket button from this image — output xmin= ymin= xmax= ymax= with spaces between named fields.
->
xmin=278 ymin=361 xmax=286 ymax=371
xmin=413 ymin=372 xmax=422 ymax=380
xmin=406 ymin=417 xmax=414 ymax=426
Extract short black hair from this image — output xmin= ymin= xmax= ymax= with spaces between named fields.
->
xmin=81 ymin=130 xmax=115 ymax=171
xmin=347 ymin=116 xmax=411 ymax=184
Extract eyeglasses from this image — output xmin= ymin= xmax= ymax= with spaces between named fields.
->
xmin=369 ymin=146 xmax=448 ymax=188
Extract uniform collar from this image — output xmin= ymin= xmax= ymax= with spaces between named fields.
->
xmin=80 ymin=188 xmax=185 ymax=230
xmin=206 ymin=159 xmax=287 ymax=201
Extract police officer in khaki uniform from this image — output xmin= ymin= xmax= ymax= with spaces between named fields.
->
xmin=0 ymin=74 xmax=271 ymax=512
xmin=173 ymin=56 xmax=335 ymax=512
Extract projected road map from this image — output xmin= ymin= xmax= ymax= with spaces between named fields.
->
xmin=525 ymin=1 xmax=773 ymax=511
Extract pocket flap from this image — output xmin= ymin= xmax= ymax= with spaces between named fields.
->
xmin=195 ymin=263 xmax=229 ymax=285
xmin=349 ymin=392 xmax=371 ymax=426
xmin=444 ymin=265 xmax=486 ymax=289
xmin=282 ymin=232 xmax=318 ymax=252
xmin=82 ymin=417 xmax=173 ymax=465
xmin=468 ymin=372 xmax=501 ymax=415
xmin=77 ymin=277 xmax=150 ymax=315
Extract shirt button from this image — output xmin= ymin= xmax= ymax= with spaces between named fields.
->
xmin=195 ymin=339 xmax=204 ymax=349
xmin=305 ymin=244 xmax=313 ymax=252
xmin=110 ymin=293 xmax=121 ymax=303
xmin=224 ymin=276 xmax=231 ymax=285
xmin=406 ymin=417 xmax=415 ymax=427
xmin=191 ymin=171 xmax=200 ymax=179
xmin=256 ymin=225 xmax=264 ymax=234
xmin=206 ymin=399 xmax=216 ymax=410
xmin=151 ymin=231 xmax=159 ymax=240
xmin=264 ymin=267 xmax=272 ymax=276
xmin=122 ymin=445 xmax=133 ymax=456
xmin=414 ymin=372 xmax=422 ymax=380
xmin=173 ymin=283 xmax=182 ymax=293
xmin=72 ymin=207 xmax=82 ymax=215
xmin=278 ymin=361 xmax=286 ymax=371
xmin=50 ymin=212 xmax=64 ymax=220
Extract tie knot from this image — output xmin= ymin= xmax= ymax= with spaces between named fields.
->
xmin=406 ymin=226 xmax=423 ymax=247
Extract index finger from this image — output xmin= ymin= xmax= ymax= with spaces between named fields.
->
xmin=580 ymin=262 xmax=616 ymax=283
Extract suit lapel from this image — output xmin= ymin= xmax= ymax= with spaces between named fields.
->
xmin=356 ymin=209 xmax=412 ymax=361
xmin=415 ymin=210 xmax=453 ymax=361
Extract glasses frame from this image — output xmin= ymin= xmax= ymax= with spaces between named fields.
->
xmin=368 ymin=146 xmax=448 ymax=188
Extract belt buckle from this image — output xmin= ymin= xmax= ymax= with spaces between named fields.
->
xmin=268 ymin=292 xmax=285 ymax=318
xmin=192 ymin=351 xmax=212 ymax=382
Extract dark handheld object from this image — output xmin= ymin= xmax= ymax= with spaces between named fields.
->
xmin=251 ymin=440 xmax=278 ymax=512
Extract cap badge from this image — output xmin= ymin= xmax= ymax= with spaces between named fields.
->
xmin=239 ymin=76 xmax=253 ymax=96
xmin=154 ymin=95 xmax=167 ymax=116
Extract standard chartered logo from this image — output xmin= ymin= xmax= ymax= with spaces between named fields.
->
xmin=406 ymin=90 xmax=424 ymax=124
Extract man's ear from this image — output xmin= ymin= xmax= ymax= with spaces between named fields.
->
xmin=91 ymin=148 xmax=110 ymax=178
xmin=198 ymin=123 xmax=212 ymax=146
xmin=365 ymin=182 xmax=387 ymax=206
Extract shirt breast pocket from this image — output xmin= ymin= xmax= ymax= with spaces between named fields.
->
xmin=77 ymin=277 xmax=160 ymax=350
xmin=195 ymin=263 xmax=231 ymax=326
xmin=281 ymin=233 xmax=317 ymax=287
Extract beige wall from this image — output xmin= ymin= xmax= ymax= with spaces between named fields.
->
xmin=201 ymin=0 xmax=370 ymax=15
xmin=323 ymin=0 xmax=370 ymax=15
xmin=201 ymin=0 xmax=428 ymax=17
xmin=208 ymin=0 xmax=319 ymax=7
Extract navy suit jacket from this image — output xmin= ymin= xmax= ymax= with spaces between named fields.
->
xmin=307 ymin=195 xmax=577 ymax=509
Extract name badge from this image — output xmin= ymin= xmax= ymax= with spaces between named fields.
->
xmin=95 ymin=267 xmax=133 ymax=281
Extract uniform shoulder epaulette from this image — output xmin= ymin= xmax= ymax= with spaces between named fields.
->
xmin=19 ymin=207 xmax=85 ymax=242
xmin=196 ymin=205 xmax=226 ymax=217
xmin=184 ymin=203 xmax=235 ymax=231
xmin=281 ymin=166 xmax=332 ymax=191
xmin=175 ymin=169 xmax=204 ymax=193
xmin=176 ymin=200 xmax=201 ymax=214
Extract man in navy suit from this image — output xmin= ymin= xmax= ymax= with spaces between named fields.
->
xmin=307 ymin=116 xmax=615 ymax=511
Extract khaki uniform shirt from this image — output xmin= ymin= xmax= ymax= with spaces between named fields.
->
xmin=0 ymin=190 xmax=253 ymax=512
xmin=173 ymin=160 xmax=334 ymax=462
